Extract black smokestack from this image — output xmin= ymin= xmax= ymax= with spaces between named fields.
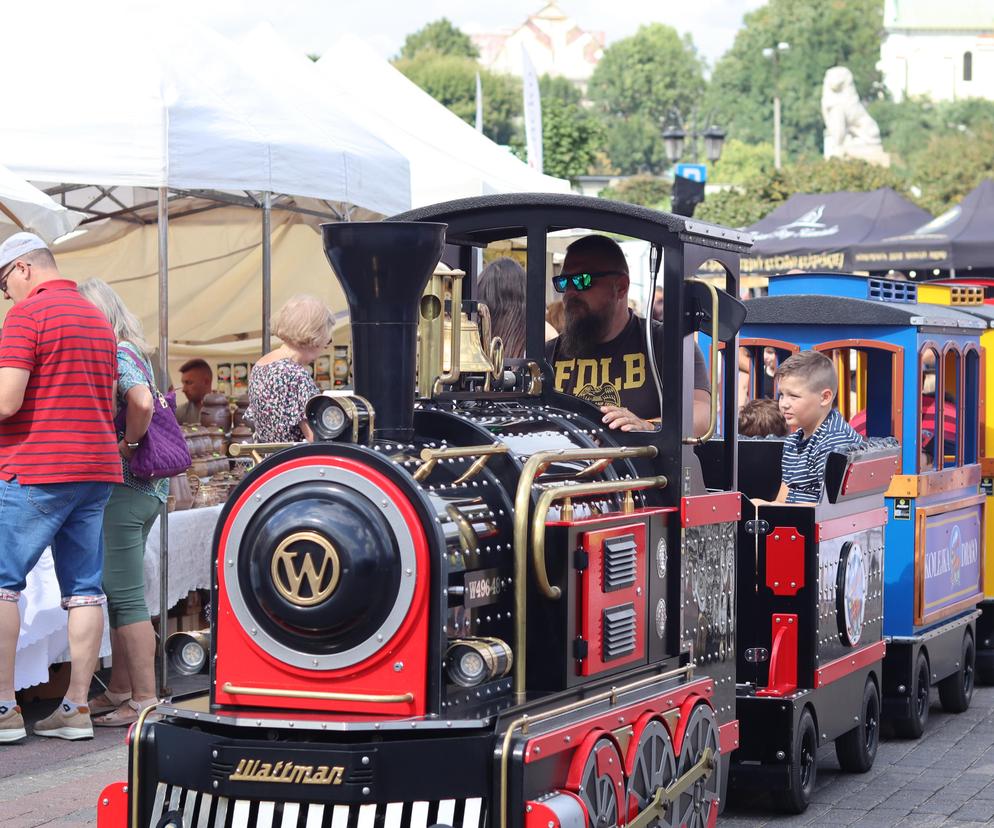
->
xmin=321 ymin=222 xmax=446 ymax=442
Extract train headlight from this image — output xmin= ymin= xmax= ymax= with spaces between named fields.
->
xmin=165 ymin=630 xmax=210 ymax=676
xmin=445 ymin=638 xmax=513 ymax=688
xmin=306 ymin=393 xmax=373 ymax=442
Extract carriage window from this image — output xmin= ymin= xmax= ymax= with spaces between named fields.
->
xmin=942 ymin=348 xmax=961 ymax=468
xmin=737 ymin=344 xmax=792 ymax=406
xmin=920 ymin=347 xmax=940 ymax=472
xmin=817 ymin=344 xmax=900 ymax=443
xmin=964 ymin=348 xmax=980 ymax=464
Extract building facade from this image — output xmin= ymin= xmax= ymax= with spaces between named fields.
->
xmin=880 ymin=0 xmax=994 ymax=102
xmin=471 ymin=2 xmax=604 ymax=87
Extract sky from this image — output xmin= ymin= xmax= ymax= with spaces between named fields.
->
xmin=163 ymin=0 xmax=768 ymax=69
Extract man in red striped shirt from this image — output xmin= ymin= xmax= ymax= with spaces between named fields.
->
xmin=0 ymin=233 xmax=122 ymax=744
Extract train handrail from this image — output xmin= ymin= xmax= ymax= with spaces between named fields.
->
xmin=683 ymin=278 xmax=721 ymax=445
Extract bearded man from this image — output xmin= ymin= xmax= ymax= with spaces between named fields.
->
xmin=545 ymin=235 xmax=711 ymax=434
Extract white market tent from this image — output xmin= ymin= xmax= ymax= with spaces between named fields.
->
xmin=0 ymin=164 xmax=84 ymax=243
xmin=312 ymin=32 xmax=572 ymax=205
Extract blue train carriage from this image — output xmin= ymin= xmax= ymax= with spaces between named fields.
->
xmin=741 ymin=274 xmax=985 ymax=746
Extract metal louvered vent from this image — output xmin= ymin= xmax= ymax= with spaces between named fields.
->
xmin=603 ymin=535 xmax=637 ymax=592
xmin=867 ymin=278 xmax=917 ymax=304
xmin=603 ymin=604 xmax=637 ymax=660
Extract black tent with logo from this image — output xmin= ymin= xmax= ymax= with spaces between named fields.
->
xmin=742 ymin=188 xmax=932 ymax=275
xmin=852 ymin=179 xmax=994 ymax=275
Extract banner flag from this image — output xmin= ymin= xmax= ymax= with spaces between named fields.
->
xmin=521 ymin=46 xmax=543 ymax=172
xmin=475 ymin=72 xmax=483 ymax=133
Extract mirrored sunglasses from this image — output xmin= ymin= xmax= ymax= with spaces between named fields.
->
xmin=551 ymin=270 xmax=617 ymax=293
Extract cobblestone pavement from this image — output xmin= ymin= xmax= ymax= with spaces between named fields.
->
xmin=2 ymin=686 xmax=994 ymax=826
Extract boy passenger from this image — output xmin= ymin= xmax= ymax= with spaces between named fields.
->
xmin=774 ymin=350 xmax=864 ymax=504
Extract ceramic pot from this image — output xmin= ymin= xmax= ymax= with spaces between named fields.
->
xmin=200 ymin=393 xmax=232 ymax=430
xmin=232 ymin=395 xmax=251 ymax=428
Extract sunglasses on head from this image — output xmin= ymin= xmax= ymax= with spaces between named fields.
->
xmin=551 ymin=270 xmax=617 ymax=293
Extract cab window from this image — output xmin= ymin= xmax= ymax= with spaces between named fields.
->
xmin=920 ymin=346 xmax=940 ymax=472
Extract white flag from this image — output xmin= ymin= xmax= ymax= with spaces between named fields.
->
xmin=475 ymin=72 xmax=484 ymax=132
xmin=521 ymin=46 xmax=543 ymax=172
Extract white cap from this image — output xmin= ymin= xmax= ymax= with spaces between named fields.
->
xmin=0 ymin=232 xmax=48 ymax=270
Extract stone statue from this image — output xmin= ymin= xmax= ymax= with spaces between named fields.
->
xmin=821 ymin=66 xmax=890 ymax=167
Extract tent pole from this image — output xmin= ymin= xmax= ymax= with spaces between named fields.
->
xmin=262 ymin=191 xmax=272 ymax=355
xmin=157 ymin=187 xmax=171 ymax=697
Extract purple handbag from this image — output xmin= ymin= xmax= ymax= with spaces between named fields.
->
xmin=114 ymin=345 xmax=192 ymax=480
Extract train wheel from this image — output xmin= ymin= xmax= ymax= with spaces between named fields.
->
xmin=626 ymin=718 xmax=677 ymax=828
xmin=772 ymin=708 xmax=817 ymax=814
xmin=893 ymin=651 xmax=930 ymax=739
xmin=568 ymin=735 xmax=625 ymax=828
xmin=835 ymin=677 xmax=880 ymax=773
xmin=673 ymin=704 xmax=721 ymax=828
xmin=938 ymin=630 xmax=975 ymax=713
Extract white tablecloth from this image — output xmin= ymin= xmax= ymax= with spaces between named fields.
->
xmin=14 ymin=504 xmax=224 ymax=690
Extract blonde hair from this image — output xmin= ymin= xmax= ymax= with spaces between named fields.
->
xmin=78 ymin=277 xmax=149 ymax=352
xmin=271 ymin=294 xmax=334 ymax=351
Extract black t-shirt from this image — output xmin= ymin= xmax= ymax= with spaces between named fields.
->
xmin=545 ymin=311 xmax=710 ymax=420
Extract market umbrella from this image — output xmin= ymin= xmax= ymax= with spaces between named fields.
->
xmin=852 ymin=179 xmax=994 ymax=274
xmin=742 ymin=188 xmax=931 ymax=275
xmin=0 ymin=163 xmax=84 ymax=243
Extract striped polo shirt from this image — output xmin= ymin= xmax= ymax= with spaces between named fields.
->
xmin=0 ymin=279 xmax=122 ymax=484
xmin=782 ymin=408 xmax=864 ymax=504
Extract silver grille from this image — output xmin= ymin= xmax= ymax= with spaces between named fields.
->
xmin=147 ymin=784 xmax=486 ymax=828
xmin=603 ymin=535 xmax=636 ymax=591
xmin=603 ymin=603 xmax=637 ymax=660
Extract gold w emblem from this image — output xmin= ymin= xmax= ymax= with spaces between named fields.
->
xmin=270 ymin=532 xmax=340 ymax=607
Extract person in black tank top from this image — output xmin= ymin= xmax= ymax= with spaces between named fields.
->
xmin=545 ymin=235 xmax=711 ymax=435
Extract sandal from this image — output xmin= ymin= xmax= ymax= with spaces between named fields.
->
xmin=87 ymin=690 xmax=131 ymax=716
xmin=92 ymin=697 xmax=158 ymax=728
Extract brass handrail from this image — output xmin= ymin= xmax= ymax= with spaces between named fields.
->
xmin=223 ymin=683 xmax=413 ymax=703
xmin=684 ymin=278 xmax=720 ymax=445
xmin=229 ymin=441 xmax=299 ymax=457
xmin=512 ymin=446 xmax=657 ymax=698
xmin=531 ymin=475 xmax=668 ymax=599
xmin=413 ymin=443 xmax=509 ymax=483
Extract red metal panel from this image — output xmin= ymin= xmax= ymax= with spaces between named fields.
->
xmin=523 ymin=679 xmax=715 ymax=762
xmin=578 ymin=523 xmax=645 ymax=677
xmin=815 ymin=640 xmax=887 ymax=688
xmin=817 ymin=507 xmax=888 ymax=542
xmin=96 ymin=782 xmax=128 ymax=828
xmin=841 ymin=454 xmax=900 ymax=497
xmin=756 ymin=614 xmax=798 ymax=697
xmin=718 ymin=719 xmax=740 ymax=754
xmin=681 ymin=492 xmax=742 ymax=527
xmin=766 ymin=527 xmax=805 ymax=596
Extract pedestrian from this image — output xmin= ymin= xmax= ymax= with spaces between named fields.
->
xmin=78 ymin=278 xmax=165 ymax=726
xmin=0 ymin=233 xmax=121 ymax=743
xmin=175 ymin=359 xmax=213 ymax=425
xmin=478 ymin=257 xmax=527 ymax=358
xmin=247 ymin=294 xmax=332 ymax=443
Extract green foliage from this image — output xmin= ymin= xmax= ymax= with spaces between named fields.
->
xmin=599 ymin=175 xmax=671 ymax=209
xmin=706 ymin=0 xmax=884 ymax=158
xmin=394 ymin=52 xmax=521 ymax=145
xmin=541 ymin=98 xmax=607 ymax=180
xmin=539 ymin=74 xmax=582 ymax=106
xmin=908 ymin=125 xmax=994 ymax=216
xmin=869 ymin=97 xmax=994 ymax=164
xmin=709 ymin=139 xmax=775 ymax=186
xmin=397 ymin=18 xmax=478 ymax=60
xmin=588 ymin=24 xmax=706 ymax=174
xmin=694 ymin=188 xmax=768 ymax=228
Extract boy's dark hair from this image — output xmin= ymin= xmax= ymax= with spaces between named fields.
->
xmin=773 ymin=350 xmax=838 ymax=401
xmin=738 ymin=398 xmax=788 ymax=437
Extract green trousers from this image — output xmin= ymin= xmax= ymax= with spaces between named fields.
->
xmin=101 ymin=484 xmax=161 ymax=629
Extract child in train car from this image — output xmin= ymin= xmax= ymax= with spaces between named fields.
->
xmin=738 ymin=398 xmax=788 ymax=437
xmin=773 ymin=350 xmax=865 ymax=504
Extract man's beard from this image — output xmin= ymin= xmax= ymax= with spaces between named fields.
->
xmin=559 ymin=302 xmax=610 ymax=358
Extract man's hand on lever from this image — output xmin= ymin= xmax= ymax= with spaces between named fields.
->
xmin=600 ymin=405 xmax=656 ymax=432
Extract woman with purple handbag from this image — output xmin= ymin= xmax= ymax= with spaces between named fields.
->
xmin=77 ymin=279 xmax=188 ymax=726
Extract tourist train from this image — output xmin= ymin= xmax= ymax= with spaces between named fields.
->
xmin=98 ymin=195 xmax=969 ymax=827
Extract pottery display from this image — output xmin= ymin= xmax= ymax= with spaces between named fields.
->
xmin=199 ymin=393 xmax=232 ymax=431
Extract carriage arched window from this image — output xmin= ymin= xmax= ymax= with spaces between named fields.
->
xmin=941 ymin=346 xmax=961 ymax=469
xmin=963 ymin=346 xmax=980 ymax=464
xmin=964 ymin=51 xmax=973 ymax=82
xmin=919 ymin=345 xmax=940 ymax=473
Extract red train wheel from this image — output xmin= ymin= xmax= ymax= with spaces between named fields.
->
xmin=567 ymin=733 xmax=625 ymax=828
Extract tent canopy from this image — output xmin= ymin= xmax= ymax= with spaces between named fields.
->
xmin=313 ymin=33 xmax=571 ymax=206
xmin=743 ymin=188 xmax=932 ymax=275
xmin=0 ymin=164 xmax=84 ymax=243
xmin=0 ymin=4 xmax=409 ymax=216
xmin=853 ymin=179 xmax=994 ymax=273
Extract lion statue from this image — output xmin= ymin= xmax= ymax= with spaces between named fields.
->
xmin=821 ymin=66 xmax=890 ymax=166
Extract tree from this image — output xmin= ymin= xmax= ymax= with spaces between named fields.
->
xmin=709 ymin=139 xmax=775 ymax=186
xmin=599 ymin=175 xmax=671 ymax=210
xmin=397 ymin=18 xmax=478 ymax=60
xmin=588 ymin=24 xmax=706 ymax=174
xmin=907 ymin=125 xmax=994 ymax=216
xmin=706 ymin=0 xmax=884 ymax=159
xmin=541 ymin=98 xmax=606 ymax=180
xmin=869 ymin=97 xmax=994 ymax=165
xmin=539 ymin=73 xmax=582 ymax=106
xmin=394 ymin=52 xmax=521 ymax=145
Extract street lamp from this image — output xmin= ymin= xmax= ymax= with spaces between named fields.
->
xmin=662 ymin=122 xmax=686 ymax=165
xmin=762 ymin=41 xmax=790 ymax=170
xmin=702 ymin=125 xmax=727 ymax=164
xmin=662 ymin=110 xmax=726 ymax=165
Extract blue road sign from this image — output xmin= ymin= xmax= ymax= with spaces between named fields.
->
xmin=675 ymin=163 xmax=707 ymax=183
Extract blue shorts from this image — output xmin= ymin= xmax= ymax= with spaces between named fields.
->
xmin=0 ymin=479 xmax=113 ymax=609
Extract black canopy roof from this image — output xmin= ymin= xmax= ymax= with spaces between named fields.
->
xmin=852 ymin=179 xmax=994 ymax=273
xmin=745 ymin=294 xmax=984 ymax=331
xmin=743 ymin=188 xmax=931 ymax=275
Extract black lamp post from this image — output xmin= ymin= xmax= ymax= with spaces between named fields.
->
xmin=663 ymin=111 xmax=727 ymax=217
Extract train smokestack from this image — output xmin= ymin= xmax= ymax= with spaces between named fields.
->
xmin=321 ymin=221 xmax=447 ymax=442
